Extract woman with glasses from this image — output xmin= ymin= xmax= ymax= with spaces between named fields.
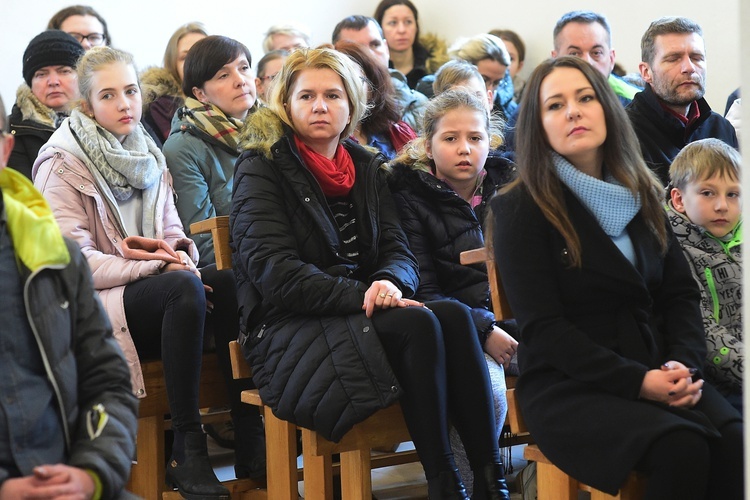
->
xmin=254 ymin=50 xmax=288 ymax=105
xmin=9 ymin=30 xmax=84 ymax=179
xmin=140 ymin=22 xmax=208 ymax=144
xmin=47 ymin=5 xmax=110 ymax=50
xmin=417 ymin=34 xmax=516 ymax=122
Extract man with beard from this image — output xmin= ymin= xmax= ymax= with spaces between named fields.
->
xmin=627 ymin=17 xmax=737 ymax=186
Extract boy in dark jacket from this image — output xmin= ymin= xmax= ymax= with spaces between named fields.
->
xmin=0 ymin=95 xmax=138 ymax=499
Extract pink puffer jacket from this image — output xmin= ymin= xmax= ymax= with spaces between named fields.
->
xmin=34 ymin=146 xmax=199 ymax=398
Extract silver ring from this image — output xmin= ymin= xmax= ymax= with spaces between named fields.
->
xmin=387 ymin=292 xmax=394 ymax=297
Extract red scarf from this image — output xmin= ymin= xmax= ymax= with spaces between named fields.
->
xmin=294 ymin=136 xmax=355 ymax=197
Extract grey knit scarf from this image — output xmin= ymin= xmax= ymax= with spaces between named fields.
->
xmin=68 ymin=109 xmax=163 ymax=201
xmin=553 ymin=152 xmax=641 ymax=237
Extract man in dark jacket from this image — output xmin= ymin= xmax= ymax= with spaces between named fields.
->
xmin=626 ymin=16 xmax=738 ymax=186
xmin=0 ymin=96 xmax=138 ymax=500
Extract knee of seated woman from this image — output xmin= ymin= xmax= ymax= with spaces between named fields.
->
xmin=161 ymin=270 xmax=207 ymax=306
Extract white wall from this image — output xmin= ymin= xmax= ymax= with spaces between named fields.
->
xmin=1 ymin=0 xmax=741 ymax=114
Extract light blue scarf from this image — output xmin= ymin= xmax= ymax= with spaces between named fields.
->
xmin=553 ymin=153 xmax=640 ymax=237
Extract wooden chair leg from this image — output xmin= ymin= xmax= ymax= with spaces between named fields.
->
xmin=264 ymin=406 xmax=299 ymax=500
xmin=340 ymin=448 xmax=372 ymax=500
xmin=535 ymin=462 xmax=577 ymax=500
xmin=127 ymin=414 xmax=166 ymax=498
xmin=301 ymin=429 xmax=334 ymax=500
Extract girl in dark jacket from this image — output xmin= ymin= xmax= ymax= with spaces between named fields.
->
xmin=231 ymin=47 xmax=509 ymax=499
xmin=491 ymin=56 xmax=743 ymax=499
xmin=388 ymin=89 xmax=517 ymax=495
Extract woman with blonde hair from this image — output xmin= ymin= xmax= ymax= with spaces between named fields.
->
xmin=33 ymin=46 xmax=232 ymax=499
xmin=140 ymin=22 xmax=208 ymax=144
xmin=232 ymin=47 xmax=509 ymax=499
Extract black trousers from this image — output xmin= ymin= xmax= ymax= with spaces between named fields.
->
xmin=124 ymin=270 xmax=206 ymax=433
xmin=371 ymin=300 xmax=500 ymax=478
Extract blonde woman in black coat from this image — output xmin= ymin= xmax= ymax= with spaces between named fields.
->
xmin=231 ymin=48 xmax=509 ymax=499
xmin=490 ymin=56 xmax=742 ymax=499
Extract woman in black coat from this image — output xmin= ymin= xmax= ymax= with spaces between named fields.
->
xmin=490 ymin=56 xmax=742 ymax=499
xmin=231 ymin=48 xmax=509 ymax=499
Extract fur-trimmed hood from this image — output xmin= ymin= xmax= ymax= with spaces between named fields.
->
xmin=237 ymin=106 xmax=286 ymax=158
xmin=139 ymin=66 xmax=182 ymax=109
xmin=420 ymin=33 xmax=449 ymax=75
xmin=14 ymin=84 xmax=57 ymax=128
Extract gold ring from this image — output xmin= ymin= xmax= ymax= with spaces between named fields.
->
xmin=387 ymin=292 xmax=394 ymax=297
xmin=379 ymin=293 xmax=386 ymax=298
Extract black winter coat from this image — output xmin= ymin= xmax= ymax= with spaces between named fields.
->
xmin=388 ymin=154 xmax=515 ymax=342
xmin=231 ymin=128 xmax=419 ymax=442
xmin=20 ymin=237 xmax=138 ymax=499
xmin=626 ymin=84 xmax=738 ymax=186
xmin=491 ymin=185 xmax=741 ymax=494
xmin=8 ymin=104 xmax=55 ymax=180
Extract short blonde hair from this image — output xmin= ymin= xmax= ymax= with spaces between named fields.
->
xmin=669 ymin=138 xmax=741 ymax=190
xmin=163 ymin=22 xmax=208 ymax=83
xmin=262 ymin=23 xmax=311 ymax=53
xmin=433 ymin=59 xmax=484 ymax=96
xmin=77 ymin=46 xmax=137 ymax=107
xmin=267 ymin=47 xmax=367 ymax=141
xmin=449 ymin=33 xmax=510 ymax=67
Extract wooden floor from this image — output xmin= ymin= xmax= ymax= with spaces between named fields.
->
xmin=206 ymin=439 xmax=533 ymax=499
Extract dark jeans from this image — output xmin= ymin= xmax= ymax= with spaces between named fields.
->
xmin=124 ymin=270 xmax=206 ymax=433
xmin=124 ymin=266 xmax=261 ymax=447
xmin=372 ymin=300 xmax=500 ymax=478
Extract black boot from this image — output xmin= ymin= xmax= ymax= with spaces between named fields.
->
xmin=233 ymin=411 xmax=266 ymax=479
xmin=166 ymin=431 xmax=230 ymax=500
xmin=472 ymin=462 xmax=511 ymax=500
xmin=427 ymin=469 xmax=470 ymax=499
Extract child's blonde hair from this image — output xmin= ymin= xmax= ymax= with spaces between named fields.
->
xmin=392 ymin=88 xmax=502 ymax=172
xmin=669 ymin=138 xmax=742 ymax=190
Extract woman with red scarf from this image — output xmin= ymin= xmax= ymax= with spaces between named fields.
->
xmin=231 ymin=47 xmax=509 ymax=500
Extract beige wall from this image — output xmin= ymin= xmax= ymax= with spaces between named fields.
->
xmin=1 ymin=0 xmax=741 ymax=113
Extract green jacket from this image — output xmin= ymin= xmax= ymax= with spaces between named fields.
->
xmin=162 ymin=113 xmax=239 ymax=266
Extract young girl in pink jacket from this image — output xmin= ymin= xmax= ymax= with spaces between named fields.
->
xmin=33 ymin=46 xmax=231 ymax=500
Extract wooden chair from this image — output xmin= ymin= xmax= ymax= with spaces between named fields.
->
xmin=197 ymin=215 xmax=420 ymax=500
xmin=459 ymin=247 xmax=647 ymax=500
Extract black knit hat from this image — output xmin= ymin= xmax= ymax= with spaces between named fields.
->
xmin=23 ymin=30 xmax=85 ymax=86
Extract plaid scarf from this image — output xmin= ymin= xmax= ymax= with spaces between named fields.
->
xmin=179 ymin=97 xmax=244 ymax=152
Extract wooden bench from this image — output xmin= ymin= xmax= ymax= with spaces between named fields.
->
xmin=460 ymin=247 xmax=647 ymax=500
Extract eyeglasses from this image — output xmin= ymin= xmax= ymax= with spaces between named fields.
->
xmin=68 ymin=32 xmax=106 ymax=46
xmin=259 ymin=73 xmax=279 ymax=82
